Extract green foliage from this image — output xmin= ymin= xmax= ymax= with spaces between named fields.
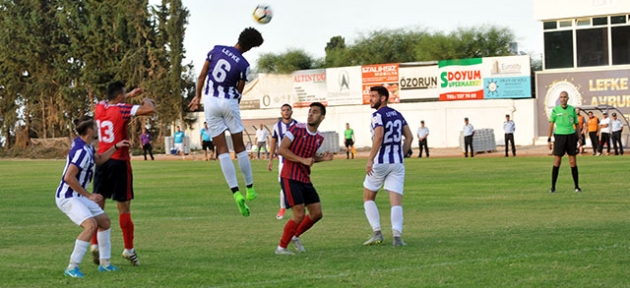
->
xmin=0 ymin=156 xmax=629 ymax=287
xmin=256 ymin=25 xmax=517 ymax=73
xmin=0 ymin=0 xmax=189 ymax=149
xmin=257 ymin=49 xmax=316 ymax=73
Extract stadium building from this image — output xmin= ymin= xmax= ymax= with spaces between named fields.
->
xmin=182 ymin=0 xmax=629 ymax=152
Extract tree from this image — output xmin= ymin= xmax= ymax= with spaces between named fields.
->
xmin=257 ymin=49 xmax=316 ymax=73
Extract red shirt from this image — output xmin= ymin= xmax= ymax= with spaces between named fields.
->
xmin=95 ymin=100 xmax=138 ymax=160
xmin=280 ymin=123 xmax=324 ymax=183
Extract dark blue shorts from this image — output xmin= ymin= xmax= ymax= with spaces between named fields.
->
xmin=280 ymin=178 xmax=320 ymax=208
xmin=94 ymin=159 xmax=134 ymax=202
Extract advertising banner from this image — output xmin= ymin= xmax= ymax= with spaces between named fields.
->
xmin=325 ymin=66 xmax=363 ymax=106
xmin=398 ymin=65 xmax=439 ymax=102
xmin=482 ymin=55 xmax=532 ymax=99
xmin=438 ymin=58 xmax=484 ymax=101
xmin=292 ymin=69 xmax=327 ymax=107
xmin=361 ymin=63 xmax=399 ymax=104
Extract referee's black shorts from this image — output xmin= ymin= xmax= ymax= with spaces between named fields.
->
xmin=553 ymin=133 xmax=578 ymax=156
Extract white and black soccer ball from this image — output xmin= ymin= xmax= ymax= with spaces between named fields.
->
xmin=252 ymin=4 xmax=273 ymax=24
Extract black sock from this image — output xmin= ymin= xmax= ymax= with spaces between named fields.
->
xmin=551 ymin=166 xmax=559 ymax=189
xmin=571 ymin=166 xmax=579 ymax=188
xmin=246 ymin=184 xmax=253 ymax=189
xmin=230 ymin=187 xmax=239 ymax=193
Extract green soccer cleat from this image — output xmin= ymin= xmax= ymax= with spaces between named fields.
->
xmin=233 ymin=192 xmax=250 ymax=217
xmin=246 ymin=187 xmax=257 ymax=201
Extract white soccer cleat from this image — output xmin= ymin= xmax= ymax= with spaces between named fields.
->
xmin=274 ymin=247 xmax=295 ymax=255
xmin=291 ymin=236 xmax=306 ymax=253
xmin=122 ymin=250 xmax=140 ymax=266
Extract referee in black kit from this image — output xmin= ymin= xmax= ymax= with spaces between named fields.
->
xmin=504 ymin=114 xmax=516 ymax=157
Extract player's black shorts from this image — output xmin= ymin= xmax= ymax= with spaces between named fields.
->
xmin=202 ymin=140 xmax=214 ymax=151
xmin=553 ymin=133 xmax=578 ymax=156
xmin=345 ymin=139 xmax=354 ymax=147
xmin=94 ymin=159 xmax=134 ymax=202
xmin=279 ymin=178 xmax=320 ymax=208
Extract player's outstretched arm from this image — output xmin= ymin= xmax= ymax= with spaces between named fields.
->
xmin=136 ymin=98 xmax=156 ymax=116
xmin=189 ymin=60 xmax=210 ymax=111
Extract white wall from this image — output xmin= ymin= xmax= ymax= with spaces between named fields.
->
xmin=185 ymin=99 xmax=537 ymax=150
xmin=533 ymin=0 xmax=630 ymax=20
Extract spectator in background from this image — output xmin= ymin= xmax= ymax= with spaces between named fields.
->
xmin=587 ymin=111 xmax=600 ymax=155
xmin=503 ymin=114 xmax=516 ymax=157
xmin=463 ymin=117 xmax=475 ymax=158
xmin=172 ymin=126 xmax=186 ymax=157
xmin=417 ymin=120 xmax=429 ymax=158
xmin=139 ymin=127 xmax=154 ymax=161
xmin=598 ymin=112 xmax=611 ymax=156
xmin=200 ymin=122 xmax=215 ymax=161
xmin=611 ymin=112 xmax=624 ymax=156
xmin=256 ymin=123 xmax=269 ymax=160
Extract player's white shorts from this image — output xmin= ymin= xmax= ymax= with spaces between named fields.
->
xmin=363 ymin=163 xmax=405 ymax=195
xmin=174 ymin=143 xmax=184 ymax=152
xmin=277 ymin=156 xmax=284 ymax=181
xmin=204 ymin=96 xmax=244 ymax=138
xmin=56 ymin=196 xmax=104 ymax=226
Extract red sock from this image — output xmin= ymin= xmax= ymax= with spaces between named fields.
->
xmin=91 ymin=231 xmax=98 ymax=245
xmin=119 ymin=213 xmax=134 ymax=250
xmin=279 ymin=219 xmax=299 ymax=248
xmin=295 ymin=215 xmax=314 ymax=237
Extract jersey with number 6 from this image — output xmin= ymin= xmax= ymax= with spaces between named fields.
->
xmin=95 ymin=100 xmax=139 ymax=160
xmin=204 ymin=45 xmax=250 ymax=100
xmin=371 ymin=106 xmax=408 ymax=164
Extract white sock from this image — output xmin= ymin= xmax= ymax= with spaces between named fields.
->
xmin=279 ymin=189 xmax=285 ymax=209
xmin=391 ymin=205 xmax=403 ymax=237
xmin=97 ymin=229 xmax=111 ymax=263
xmin=236 ymin=151 xmax=253 ymax=186
xmin=363 ymin=200 xmax=380 ymax=231
xmin=68 ymin=239 xmax=89 ymax=269
xmin=218 ymin=153 xmax=238 ymax=188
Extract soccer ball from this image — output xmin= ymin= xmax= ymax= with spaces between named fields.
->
xmin=252 ymin=4 xmax=273 ymax=24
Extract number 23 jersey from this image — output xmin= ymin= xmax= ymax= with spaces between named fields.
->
xmin=371 ymin=106 xmax=408 ymax=164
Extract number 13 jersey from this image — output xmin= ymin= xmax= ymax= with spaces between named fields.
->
xmin=95 ymin=101 xmax=139 ymax=160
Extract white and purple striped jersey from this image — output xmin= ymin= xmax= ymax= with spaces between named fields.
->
xmin=203 ymin=45 xmax=251 ymax=100
xmin=371 ymin=106 xmax=408 ymax=164
xmin=272 ymin=119 xmax=298 ymax=163
xmin=56 ymin=137 xmax=95 ymax=199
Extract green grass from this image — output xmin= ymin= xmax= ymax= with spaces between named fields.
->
xmin=0 ymin=156 xmax=628 ymax=288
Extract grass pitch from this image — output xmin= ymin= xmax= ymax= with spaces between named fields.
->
xmin=0 ymin=155 xmax=628 ymax=287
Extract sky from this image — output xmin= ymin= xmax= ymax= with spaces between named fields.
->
xmin=162 ymin=0 xmax=543 ymax=75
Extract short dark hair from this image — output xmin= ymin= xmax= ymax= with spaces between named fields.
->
xmin=281 ymin=103 xmax=292 ymax=109
xmin=74 ymin=115 xmax=95 ymax=136
xmin=310 ymin=102 xmax=326 ymax=115
xmin=238 ymin=27 xmax=264 ymax=51
xmin=106 ymin=81 xmax=126 ymax=100
xmin=370 ymin=86 xmax=389 ymax=102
